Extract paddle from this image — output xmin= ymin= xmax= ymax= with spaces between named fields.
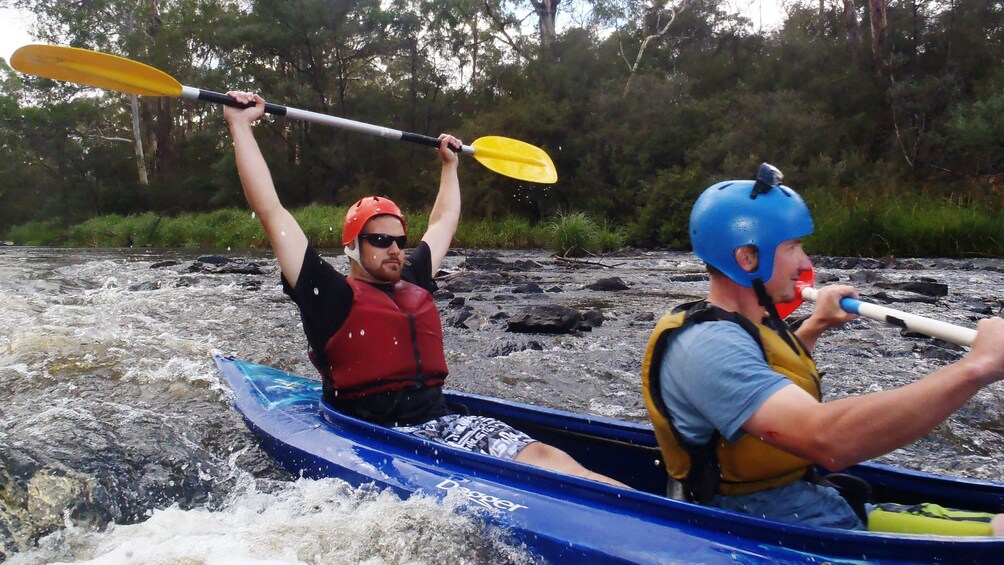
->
xmin=10 ymin=44 xmax=558 ymax=184
xmin=776 ymin=269 xmax=977 ymax=346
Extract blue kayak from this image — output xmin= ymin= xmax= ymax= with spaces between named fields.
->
xmin=215 ymin=355 xmax=1002 ymax=564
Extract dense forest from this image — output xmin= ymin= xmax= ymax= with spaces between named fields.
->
xmin=1 ymin=0 xmax=1002 ymax=254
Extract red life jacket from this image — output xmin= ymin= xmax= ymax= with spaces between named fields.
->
xmin=318 ymin=277 xmax=448 ymax=399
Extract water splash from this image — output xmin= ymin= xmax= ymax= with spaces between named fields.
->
xmin=9 ymin=479 xmax=535 ymax=564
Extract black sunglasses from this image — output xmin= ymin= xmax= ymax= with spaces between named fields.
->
xmin=358 ymin=233 xmax=408 ymax=249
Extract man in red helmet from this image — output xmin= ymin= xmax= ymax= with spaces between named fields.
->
xmin=224 ymin=92 xmax=625 ymax=487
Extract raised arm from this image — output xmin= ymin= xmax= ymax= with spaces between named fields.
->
xmin=420 ymin=134 xmax=463 ymax=275
xmin=745 ymin=316 xmax=1004 ymax=470
xmin=223 ymin=92 xmax=309 ymax=287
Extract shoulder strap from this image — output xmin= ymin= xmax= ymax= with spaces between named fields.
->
xmin=652 ymin=301 xmax=766 ymax=503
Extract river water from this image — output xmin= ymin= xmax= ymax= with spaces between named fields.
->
xmin=1 ymin=246 xmax=1002 ymax=563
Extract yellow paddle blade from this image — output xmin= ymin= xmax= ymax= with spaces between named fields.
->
xmin=471 ymin=136 xmax=558 ymax=184
xmin=10 ymin=44 xmax=182 ymax=97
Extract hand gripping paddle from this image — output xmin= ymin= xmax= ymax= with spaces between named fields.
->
xmin=776 ymin=268 xmax=977 ymax=346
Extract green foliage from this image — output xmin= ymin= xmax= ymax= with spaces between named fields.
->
xmin=627 ymin=167 xmax=708 ymax=249
xmin=935 ymin=85 xmax=1004 ymax=177
xmin=3 ymin=220 xmax=66 ymax=246
xmin=547 ymin=211 xmax=623 ymax=256
xmin=6 ymin=0 xmax=1004 ymax=258
xmin=455 ymin=217 xmax=547 ymax=248
xmin=292 ymin=204 xmax=348 ymax=248
xmin=807 ymin=190 xmax=1004 ymax=258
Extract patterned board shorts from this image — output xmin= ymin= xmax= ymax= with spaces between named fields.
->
xmin=393 ymin=414 xmax=536 ymax=460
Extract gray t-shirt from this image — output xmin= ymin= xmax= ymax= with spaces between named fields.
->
xmin=659 ymin=320 xmax=791 ymax=444
xmin=659 ymin=319 xmax=863 ymax=529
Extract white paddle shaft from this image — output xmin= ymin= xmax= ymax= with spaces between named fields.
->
xmin=800 ymin=286 xmax=977 ymax=347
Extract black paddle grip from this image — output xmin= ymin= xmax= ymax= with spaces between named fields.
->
xmin=199 ymin=89 xmax=288 ymax=116
xmin=401 ymin=131 xmax=461 ymax=153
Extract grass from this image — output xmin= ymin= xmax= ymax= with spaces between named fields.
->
xmin=4 ymin=190 xmax=1000 ymax=258
xmin=3 ymin=207 xmax=616 ymax=253
xmin=548 ymin=211 xmax=625 ymax=257
xmin=806 ymin=190 xmax=1003 ymax=257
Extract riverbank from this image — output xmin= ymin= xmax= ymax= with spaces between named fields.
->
xmin=4 ymin=190 xmax=1002 ymax=258
xmin=1 ymin=206 xmax=623 ymax=257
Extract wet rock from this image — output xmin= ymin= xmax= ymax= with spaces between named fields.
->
xmin=512 ymin=259 xmax=545 ymax=271
xmin=444 ymin=307 xmax=475 ymax=328
xmin=912 ymin=343 xmax=964 ymax=362
xmin=584 ymin=277 xmax=629 ymax=291
xmin=666 ymin=273 xmax=708 ymax=283
xmin=506 ymin=304 xmax=584 ymax=334
xmin=959 ymin=298 xmax=993 ymax=316
xmin=188 ymin=256 xmax=265 ymax=275
xmin=457 ymin=255 xmax=509 ymax=271
xmin=869 ymin=291 xmax=938 ymax=304
xmin=513 ymin=282 xmax=544 ymax=294
xmin=929 ymin=258 xmax=976 ymax=270
xmin=893 ymin=259 xmax=925 ymax=270
xmin=488 ymin=340 xmax=544 ymax=357
xmin=441 ymin=280 xmax=476 ymax=293
xmin=813 ymin=257 xmax=887 ymax=270
xmin=815 ymin=272 xmax=840 ymax=285
xmin=196 ymin=255 xmax=230 ymax=265
xmin=149 ymin=260 xmax=179 ymax=269
xmin=875 ymin=279 xmax=948 ymax=298
xmin=128 ymin=281 xmax=163 ymax=292
xmin=850 ymin=271 xmax=886 ymax=284
xmin=582 ymin=310 xmax=605 ymax=327
xmin=449 ymin=296 xmax=466 ymax=307
xmin=546 ymin=286 xmax=563 ymax=293
xmin=634 ymin=311 xmax=656 ymax=322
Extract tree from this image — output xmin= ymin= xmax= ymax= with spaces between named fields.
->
xmin=868 ymin=0 xmax=888 ymax=76
xmin=618 ymin=0 xmax=691 ymax=96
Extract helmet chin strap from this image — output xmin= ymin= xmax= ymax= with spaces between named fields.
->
xmin=753 ymin=278 xmax=799 ymax=352
xmin=344 ymin=240 xmax=377 ymax=280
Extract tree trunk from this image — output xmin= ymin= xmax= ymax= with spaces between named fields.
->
xmin=621 ymin=2 xmax=688 ymax=97
xmin=841 ymin=0 xmax=865 ymax=66
xmin=470 ymin=15 xmax=479 ymax=90
xmin=129 ymin=94 xmax=150 ymax=197
xmin=529 ymin=0 xmax=559 ymax=47
xmin=868 ymin=0 xmax=888 ymax=76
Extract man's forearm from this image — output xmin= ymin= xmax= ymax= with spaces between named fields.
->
xmin=229 ymin=121 xmax=282 ymax=217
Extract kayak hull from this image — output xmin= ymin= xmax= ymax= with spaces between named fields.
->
xmin=215 ymin=355 xmax=1002 ymax=564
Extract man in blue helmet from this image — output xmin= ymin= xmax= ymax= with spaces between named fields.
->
xmin=641 ymin=164 xmax=1004 ymax=535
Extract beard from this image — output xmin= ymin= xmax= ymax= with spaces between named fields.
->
xmin=366 ymin=258 xmax=403 ymax=283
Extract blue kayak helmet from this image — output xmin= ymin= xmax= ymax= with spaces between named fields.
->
xmin=689 ymin=163 xmax=813 ymax=287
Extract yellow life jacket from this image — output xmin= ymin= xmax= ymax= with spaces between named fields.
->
xmin=641 ymin=301 xmax=821 ymax=502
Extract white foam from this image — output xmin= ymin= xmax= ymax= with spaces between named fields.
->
xmin=9 ymin=479 xmax=531 ymax=565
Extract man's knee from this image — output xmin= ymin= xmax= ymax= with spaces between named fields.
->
xmin=514 ymin=441 xmax=574 ymax=470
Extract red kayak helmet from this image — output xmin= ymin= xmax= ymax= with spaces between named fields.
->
xmin=342 ymin=196 xmax=406 ymax=246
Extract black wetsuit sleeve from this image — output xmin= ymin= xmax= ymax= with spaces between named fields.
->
xmin=402 ymin=241 xmax=437 ymax=293
xmin=282 ymin=247 xmax=353 ymax=357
